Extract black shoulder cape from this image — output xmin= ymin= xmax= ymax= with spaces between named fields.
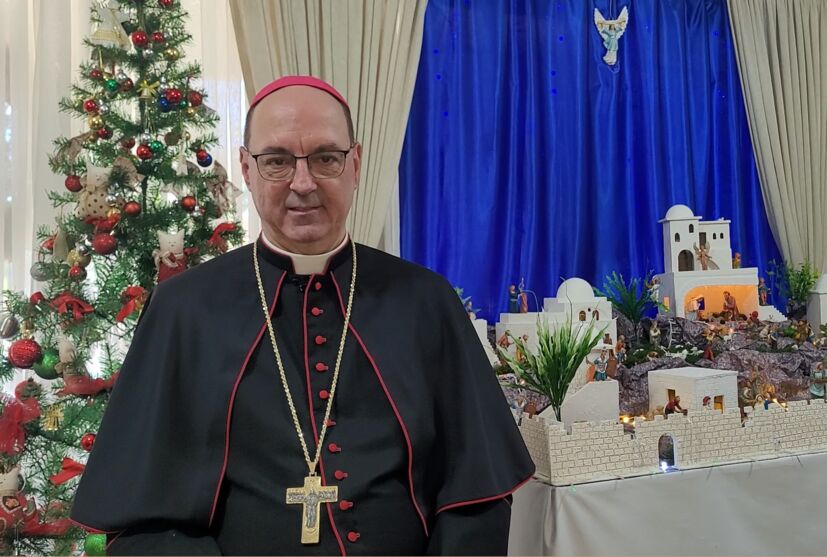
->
xmin=70 ymin=240 xmax=534 ymax=536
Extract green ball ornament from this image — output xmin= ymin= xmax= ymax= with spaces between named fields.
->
xmin=32 ymin=348 xmax=60 ymax=380
xmin=149 ymin=140 xmax=165 ymax=154
xmin=84 ymin=534 xmax=107 ymax=557
xmin=178 ymin=99 xmax=188 ymax=110
xmin=105 ymin=78 xmax=119 ymax=93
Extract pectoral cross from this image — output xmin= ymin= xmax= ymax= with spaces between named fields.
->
xmin=286 ymin=475 xmax=338 ymax=544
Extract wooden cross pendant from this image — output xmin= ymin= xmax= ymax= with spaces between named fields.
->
xmin=286 ymin=475 xmax=338 ymax=544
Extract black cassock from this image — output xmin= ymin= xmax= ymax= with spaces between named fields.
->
xmin=70 ymin=239 xmax=534 ymax=555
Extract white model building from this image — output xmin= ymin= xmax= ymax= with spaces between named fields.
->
xmin=496 ymin=278 xmax=620 ymax=427
xmin=648 ymin=367 xmax=739 ymax=414
xmin=808 ymin=274 xmax=827 ymax=337
xmin=496 ymin=278 xmax=616 ymax=353
xmin=654 ymin=204 xmax=784 ymax=321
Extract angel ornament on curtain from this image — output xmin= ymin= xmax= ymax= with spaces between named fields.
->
xmin=594 ymin=6 xmax=629 ymax=66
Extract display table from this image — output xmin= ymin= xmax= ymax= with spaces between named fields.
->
xmin=508 ymin=452 xmax=827 ymax=555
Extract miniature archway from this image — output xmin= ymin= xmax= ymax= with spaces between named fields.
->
xmin=658 ymin=433 xmax=677 ymax=469
xmin=678 ymin=250 xmax=694 ymax=271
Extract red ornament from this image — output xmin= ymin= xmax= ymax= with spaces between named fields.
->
xmin=89 ymin=68 xmax=103 ymax=80
xmin=64 ymin=175 xmax=82 ymax=192
xmin=195 ymin=149 xmax=209 ymax=163
xmin=179 ymin=196 xmax=197 ymax=212
xmin=83 ymin=99 xmax=99 ymax=113
xmin=80 ymin=433 xmax=97 ymax=452
xmin=158 ymin=0 xmax=174 ymax=6
xmin=41 ymin=237 xmax=55 ymax=252
xmin=136 ymin=144 xmax=153 ymax=160
xmin=121 ymin=137 xmax=136 ymax=150
xmin=131 ymin=30 xmax=149 ymax=48
xmin=151 ymin=31 xmax=165 ymax=44
xmin=29 ymin=292 xmax=45 ymax=305
xmin=97 ymin=127 xmax=113 ymax=140
xmin=123 ymin=201 xmax=142 ymax=216
xmin=187 ymin=90 xmax=203 ymax=107
xmin=121 ymin=78 xmax=134 ymax=92
xmin=92 ymin=233 xmax=118 ymax=255
xmin=165 ymin=88 xmax=183 ymax=103
xmin=7 ymin=339 xmax=43 ymax=369
xmin=68 ymin=265 xmax=86 ymax=280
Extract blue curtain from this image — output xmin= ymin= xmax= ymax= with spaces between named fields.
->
xmin=399 ymin=0 xmax=781 ymax=320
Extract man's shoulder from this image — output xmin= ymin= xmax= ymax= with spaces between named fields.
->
xmin=355 ymin=243 xmax=451 ymax=291
xmin=153 ymin=242 xmax=253 ymax=299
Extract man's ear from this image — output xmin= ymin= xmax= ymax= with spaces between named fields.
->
xmin=239 ymin=147 xmax=251 ymax=187
xmin=352 ymin=143 xmax=363 ymax=189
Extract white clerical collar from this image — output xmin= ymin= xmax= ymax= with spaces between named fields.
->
xmin=259 ymin=233 xmax=349 ymax=275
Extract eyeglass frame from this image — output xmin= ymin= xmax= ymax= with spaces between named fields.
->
xmin=242 ymin=144 xmax=356 ymax=181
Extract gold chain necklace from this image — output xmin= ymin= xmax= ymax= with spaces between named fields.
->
xmin=252 ymin=240 xmax=357 ymax=544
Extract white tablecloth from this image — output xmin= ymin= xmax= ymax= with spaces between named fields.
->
xmin=508 ymin=452 xmax=827 ymax=555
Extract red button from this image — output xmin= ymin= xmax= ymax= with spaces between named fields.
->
xmin=315 ymin=335 xmax=326 ymax=345
xmin=315 ymin=362 xmax=328 ymax=372
xmin=328 ymin=443 xmax=341 ymax=453
xmin=334 ymin=470 xmax=348 ymax=480
xmin=347 ymin=531 xmax=360 ymax=543
xmin=339 ymin=500 xmax=354 ymax=511
xmin=314 ymin=282 xmax=322 ymax=291
xmin=325 ymin=419 xmax=337 ymax=427
xmin=311 ymin=307 xmax=323 ymax=316
xmin=319 ymin=390 xmax=330 ymax=400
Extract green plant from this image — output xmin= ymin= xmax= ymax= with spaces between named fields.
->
xmin=767 ymin=259 xmax=820 ymax=316
xmin=497 ymin=317 xmax=604 ymax=421
xmin=594 ymin=271 xmax=658 ymax=342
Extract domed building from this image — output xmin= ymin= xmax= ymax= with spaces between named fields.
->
xmin=654 ymin=204 xmax=784 ymax=321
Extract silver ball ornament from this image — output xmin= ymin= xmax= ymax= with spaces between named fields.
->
xmin=140 ymin=132 xmax=152 ymax=144
xmin=98 ymin=102 xmax=110 ymax=115
xmin=116 ymin=70 xmax=128 ymax=84
xmin=30 ymin=261 xmax=50 ymax=281
xmin=0 ymin=313 xmax=20 ymax=339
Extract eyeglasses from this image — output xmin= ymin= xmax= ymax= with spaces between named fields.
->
xmin=245 ymin=146 xmax=354 ymax=181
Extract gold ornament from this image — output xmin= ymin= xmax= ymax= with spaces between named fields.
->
xmin=42 ymin=406 xmax=64 ymax=431
xmin=163 ymin=47 xmax=180 ymax=61
xmin=186 ymin=107 xmax=196 ymax=118
xmin=67 ymin=249 xmax=92 ymax=268
xmin=88 ymin=115 xmax=104 ymax=130
xmin=137 ymin=79 xmax=160 ymax=100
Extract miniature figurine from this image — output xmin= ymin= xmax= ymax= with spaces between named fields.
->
xmin=722 ymin=291 xmax=740 ymax=319
xmin=693 ymin=242 xmax=718 ymax=270
xmin=758 ymin=277 xmax=770 ymax=306
xmin=664 ymin=395 xmax=687 ymax=416
xmin=732 ymin=252 xmax=742 ymax=269
xmin=646 ymin=276 xmax=661 ymax=304
xmin=648 ymin=321 xmax=661 ymax=346
xmin=587 ymin=349 xmax=610 ymax=381
xmin=518 ymin=278 xmax=529 ymax=313
xmin=508 ymin=285 xmax=519 ymax=313
xmin=615 ymin=335 xmax=627 ymax=365
xmin=703 ymin=328 xmax=716 ymax=361
xmin=809 ymin=361 xmax=826 ymax=399
xmin=602 ymin=333 xmax=613 ymax=346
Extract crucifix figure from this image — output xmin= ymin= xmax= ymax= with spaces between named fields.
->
xmin=286 ymin=476 xmax=338 ymax=544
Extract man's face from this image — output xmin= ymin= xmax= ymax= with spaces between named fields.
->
xmin=241 ymin=86 xmax=361 ymax=254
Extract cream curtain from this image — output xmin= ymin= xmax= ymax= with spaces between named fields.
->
xmin=727 ymin=0 xmax=827 ymax=272
xmin=0 ymin=0 xmax=251 ymax=298
xmin=229 ymin=0 xmax=428 ymax=253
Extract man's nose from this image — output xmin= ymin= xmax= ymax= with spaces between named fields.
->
xmin=290 ymin=159 xmax=316 ymax=195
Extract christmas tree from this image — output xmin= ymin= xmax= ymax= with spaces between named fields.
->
xmin=0 ymin=0 xmax=244 ymax=553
